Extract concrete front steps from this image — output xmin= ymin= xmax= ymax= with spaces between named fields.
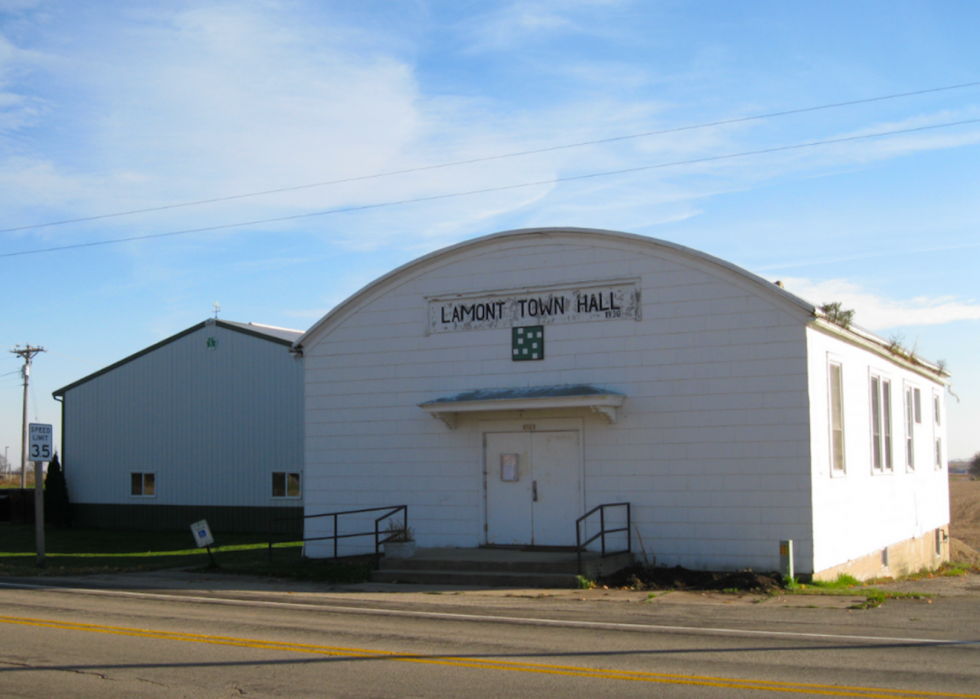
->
xmin=370 ymin=547 xmax=634 ymax=588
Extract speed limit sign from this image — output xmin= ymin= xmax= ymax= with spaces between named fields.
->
xmin=29 ymin=423 xmax=53 ymax=462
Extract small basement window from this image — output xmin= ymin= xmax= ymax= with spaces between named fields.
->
xmin=131 ymin=472 xmax=155 ymax=497
xmin=272 ymin=472 xmax=301 ymax=498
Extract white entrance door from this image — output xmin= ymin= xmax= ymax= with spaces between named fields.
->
xmin=529 ymin=431 xmax=582 ymax=544
xmin=485 ymin=432 xmax=532 ymax=546
xmin=485 ymin=431 xmax=581 ymax=546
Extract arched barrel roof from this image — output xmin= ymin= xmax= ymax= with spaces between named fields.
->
xmin=294 ymin=227 xmax=816 ymax=351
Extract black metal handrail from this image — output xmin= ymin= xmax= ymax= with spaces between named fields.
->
xmin=268 ymin=505 xmax=407 ymax=561
xmin=575 ymin=503 xmax=631 ymax=575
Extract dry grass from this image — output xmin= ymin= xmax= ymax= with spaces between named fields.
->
xmin=0 ymin=472 xmax=35 ymax=488
xmin=950 ymin=478 xmax=980 ymax=565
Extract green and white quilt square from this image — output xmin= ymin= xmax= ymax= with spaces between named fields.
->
xmin=512 ymin=326 xmax=544 ymax=361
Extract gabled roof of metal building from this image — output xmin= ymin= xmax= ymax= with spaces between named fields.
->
xmin=218 ymin=320 xmax=304 ymax=343
xmin=52 ymin=319 xmax=303 ymax=397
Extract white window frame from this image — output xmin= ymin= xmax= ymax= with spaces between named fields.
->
xmin=869 ymin=371 xmax=893 ymax=474
xmin=828 ymin=358 xmax=846 ymax=476
xmin=904 ymin=384 xmax=915 ymax=472
xmin=272 ymin=471 xmax=302 ymax=499
xmin=130 ymin=472 xmax=156 ymax=498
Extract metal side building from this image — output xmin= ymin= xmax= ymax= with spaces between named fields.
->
xmin=53 ymin=319 xmax=304 ymax=534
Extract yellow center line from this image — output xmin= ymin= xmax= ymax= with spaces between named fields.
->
xmin=1 ymin=614 xmax=976 ymax=699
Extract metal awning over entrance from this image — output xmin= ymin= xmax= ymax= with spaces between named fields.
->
xmin=418 ymin=384 xmax=626 ymax=429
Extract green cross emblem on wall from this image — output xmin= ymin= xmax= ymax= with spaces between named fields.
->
xmin=206 ymin=337 xmax=217 ymax=351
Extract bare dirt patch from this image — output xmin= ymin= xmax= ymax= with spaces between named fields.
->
xmin=600 ymin=564 xmax=782 ymax=592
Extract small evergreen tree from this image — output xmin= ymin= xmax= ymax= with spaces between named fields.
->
xmin=44 ymin=453 xmax=72 ymax=527
xmin=820 ymin=302 xmax=855 ymax=329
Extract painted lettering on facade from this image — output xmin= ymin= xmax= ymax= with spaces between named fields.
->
xmin=428 ymin=282 xmax=639 ymax=333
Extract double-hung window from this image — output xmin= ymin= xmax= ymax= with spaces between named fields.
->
xmin=904 ymin=385 xmax=915 ymax=471
xmin=870 ymin=375 xmax=893 ymax=473
xmin=131 ymin=472 xmax=155 ymax=497
xmin=272 ymin=471 xmax=301 ymax=498
xmin=829 ymin=361 xmax=845 ymax=474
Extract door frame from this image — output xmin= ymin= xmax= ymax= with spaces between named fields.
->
xmin=480 ymin=417 xmax=585 ymax=546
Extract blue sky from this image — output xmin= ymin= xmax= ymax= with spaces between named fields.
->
xmin=2 ymin=0 xmax=979 ymax=469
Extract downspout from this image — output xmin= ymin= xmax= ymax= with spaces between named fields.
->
xmin=946 ymin=383 xmax=961 ymax=403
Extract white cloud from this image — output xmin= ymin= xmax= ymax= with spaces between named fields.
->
xmin=3 ymin=1 xmax=980 ymax=264
xmin=0 ymin=32 xmax=48 ymax=137
xmin=778 ymin=110 xmax=980 ymax=173
xmin=458 ymin=3 xmax=577 ymax=53
xmin=776 ymin=277 xmax=980 ymax=330
xmin=457 ymin=0 xmax=632 ymax=53
xmin=0 ymin=5 xmax=430 ymax=220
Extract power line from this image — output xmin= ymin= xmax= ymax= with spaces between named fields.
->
xmin=2 ymin=81 xmax=978 ymax=235
xmin=3 ymin=116 xmax=979 ymax=259
xmin=30 ymin=382 xmax=40 ymax=422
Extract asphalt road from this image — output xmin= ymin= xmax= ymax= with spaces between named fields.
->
xmin=0 ymin=574 xmax=978 ymax=698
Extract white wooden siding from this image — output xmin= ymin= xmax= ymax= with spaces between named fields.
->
xmin=806 ymin=325 xmax=949 ymax=573
xmin=303 ymin=233 xmax=814 ymax=572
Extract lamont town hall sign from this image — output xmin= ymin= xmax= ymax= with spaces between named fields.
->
xmin=428 ymin=280 xmax=641 ymax=333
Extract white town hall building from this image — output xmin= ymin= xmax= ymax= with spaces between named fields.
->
xmin=294 ymin=228 xmax=950 ymax=580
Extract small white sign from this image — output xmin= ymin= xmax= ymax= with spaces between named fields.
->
xmin=500 ymin=453 xmax=519 ymax=482
xmin=28 ymin=423 xmax=53 ymax=462
xmin=190 ymin=519 xmax=215 ymax=548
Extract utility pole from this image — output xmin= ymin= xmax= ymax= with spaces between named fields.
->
xmin=10 ymin=345 xmax=46 ymax=489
